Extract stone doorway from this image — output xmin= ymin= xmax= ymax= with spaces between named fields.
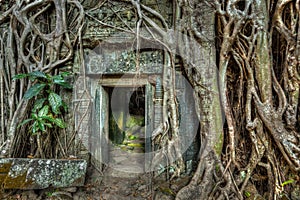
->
xmin=106 ymin=86 xmax=146 ymax=172
xmin=107 ymin=87 xmax=145 ymax=149
xmin=89 ymin=77 xmax=154 ymax=174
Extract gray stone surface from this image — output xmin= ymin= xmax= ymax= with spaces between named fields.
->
xmin=84 ymin=48 xmax=163 ymax=75
xmin=0 ymin=158 xmax=87 ymax=189
xmin=83 ymin=0 xmax=173 ymax=41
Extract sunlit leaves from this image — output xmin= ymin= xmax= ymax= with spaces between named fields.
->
xmin=52 ymin=73 xmax=72 ymax=89
xmin=48 ymin=92 xmax=63 ymax=115
xmin=15 ymin=70 xmax=71 ymax=135
xmin=12 ymin=73 xmax=29 ymax=80
xmin=33 ymin=98 xmax=47 ymax=112
xmin=13 ymin=71 xmax=47 ymax=81
xmin=29 ymin=71 xmax=47 ymax=79
xmin=52 ymin=118 xmax=66 ymax=128
xmin=24 ymin=83 xmax=46 ymax=99
xmin=38 ymin=105 xmax=49 ymax=117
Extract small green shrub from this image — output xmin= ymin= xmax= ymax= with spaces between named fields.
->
xmin=13 ymin=71 xmax=71 ymax=134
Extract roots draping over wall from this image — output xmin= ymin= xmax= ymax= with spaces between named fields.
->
xmin=0 ymin=0 xmax=300 ymax=199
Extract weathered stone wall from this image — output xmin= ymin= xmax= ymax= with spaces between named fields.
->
xmin=175 ymin=73 xmax=200 ymax=171
xmin=83 ymin=0 xmax=173 ymax=42
xmin=84 ymin=48 xmax=163 ymax=75
xmin=71 ymin=0 xmax=200 ymax=174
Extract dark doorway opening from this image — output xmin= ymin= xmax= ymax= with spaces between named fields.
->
xmin=106 ymin=86 xmax=146 ymax=153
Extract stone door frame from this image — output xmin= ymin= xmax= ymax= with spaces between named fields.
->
xmin=90 ymin=75 xmax=154 ymax=172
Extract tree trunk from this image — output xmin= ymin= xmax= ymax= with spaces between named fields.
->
xmin=176 ymin=1 xmax=231 ymax=199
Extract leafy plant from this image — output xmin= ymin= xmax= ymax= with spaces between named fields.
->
xmin=281 ymin=179 xmax=294 ymax=187
xmin=128 ymin=135 xmax=137 ymax=140
xmin=14 ymin=71 xmax=71 ymax=135
xmin=244 ymin=191 xmax=251 ymax=198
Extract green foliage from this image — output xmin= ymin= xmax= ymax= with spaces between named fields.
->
xmin=24 ymin=83 xmax=46 ymax=99
xmin=14 ymin=71 xmax=71 ymax=135
xmin=128 ymin=135 xmax=137 ymax=140
xmin=48 ymin=92 xmax=63 ymax=114
xmin=240 ymin=171 xmax=246 ymax=181
xmin=157 ymin=164 xmax=176 ymax=176
xmin=244 ymin=191 xmax=251 ymax=198
xmin=281 ymin=179 xmax=294 ymax=187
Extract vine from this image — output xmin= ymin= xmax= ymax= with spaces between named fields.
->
xmin=0 ymin=0 xmax=299 ymax=199
xmin=0 ymin=0 xmax=84 ymax=158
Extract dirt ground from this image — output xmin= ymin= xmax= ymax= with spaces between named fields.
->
xmin=1 ymin=165 xmax=191 ymax=200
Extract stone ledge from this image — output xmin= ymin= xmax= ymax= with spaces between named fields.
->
xmin=0 ymin=158 xmax=87 ymax=189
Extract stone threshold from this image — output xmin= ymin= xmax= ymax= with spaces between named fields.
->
xmin=0 ymin=158 xmax=87 ymax=189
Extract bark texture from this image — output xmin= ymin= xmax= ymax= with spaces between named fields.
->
xmin=0 ymin=0 xmax=299 ymax=199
